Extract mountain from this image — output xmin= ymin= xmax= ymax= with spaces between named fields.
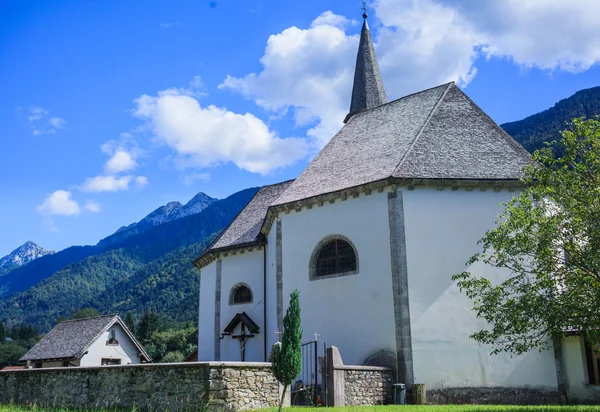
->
xmin=0 ymin=241 xmax=54 ymax=276
xmin=501 ymin=86 xmax=600 ymax=153
xmin=0 ymin=187 xmax=259 ymax=331
xmin=99 ymin=192 xmax=216 ymax=248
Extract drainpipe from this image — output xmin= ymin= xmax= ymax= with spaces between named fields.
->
xmin=263 ymin=245 xmax=268 ymax=362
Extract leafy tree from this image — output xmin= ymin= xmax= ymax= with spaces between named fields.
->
xmin=271 ymin=289 xmax=302 ymax=412
xmin=454 ymin=117 xmax=600 ymax=355
xmin=0 ymin=320 xmax=5 ymax=344
xmin=55 ymin=315 xmax=67 ymax=325
xmin=137 ymin=308 xmax=159 ymax=342
xmin=11 ymin=324 xmax=38 ymax=341
xmin=70 ymin=308 xmax=102 ymax=320
xmin=124 ymin=312 xmax=136 ymax=334
xmin=161 ymin=350 xmax=184 ymax=363
xmin=0 ymin=343 xmax=28 ymax=368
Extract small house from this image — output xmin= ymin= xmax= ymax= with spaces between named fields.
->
xmin=19 ymin=314 xmax=151 ymax=368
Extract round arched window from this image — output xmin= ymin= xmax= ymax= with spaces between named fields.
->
xmin=311 ymin=236 xmax=358 ymax=280
xmin=230 ymin=283 xmax=253 ymax=305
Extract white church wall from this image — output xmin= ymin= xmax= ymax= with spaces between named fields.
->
xmin=279 ymin=190 xmax=396 ymax=366
xmin=198 ymin=261 xmax=217 ymax=361
xmin=219 ymin=249 xmax=265 ymax=362
xmin=80 ymin=323 xmax=141 ymax=366
xmin=265 ymin=224 xmax=278 ymax=354
xmin=562 ymin=336 xmax=600 ymax=403
xmin=402 ymin=187 xmax=558 ymax=390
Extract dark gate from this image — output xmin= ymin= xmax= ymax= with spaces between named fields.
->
xmin=292 ymin=340 xmax=319 ymax=406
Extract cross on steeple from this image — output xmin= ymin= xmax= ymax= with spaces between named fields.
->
xmin=361 ymin=1 xmax=368 ymax=19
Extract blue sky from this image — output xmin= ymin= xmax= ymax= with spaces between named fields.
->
xmin=1 ymin=0 xmax=599 ymax=256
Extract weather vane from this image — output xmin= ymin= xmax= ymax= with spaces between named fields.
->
xmin=362 ymin=1 xmax=368 ymax=19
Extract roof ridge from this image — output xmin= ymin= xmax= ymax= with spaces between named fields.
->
xmin=58 ymin=314 xmax=118 ymax=324
xmin=346 ymin=82 xmax=454 ymax=124
xmin=392 ymin=82 xmax=453 ymax=175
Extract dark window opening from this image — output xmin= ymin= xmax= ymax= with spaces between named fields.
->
xmin=34 ymin=362 xmax=42 ymax=369
xmin=101 ymin=358 xmax=121 ymax=366
xmin=585 ymin=340 xmax=600 ymax=384
xmin=233 ymin=285 xmax=252 ymax=304
xmin=316 ymin=239 xmax=357 ymax=277
xmin=62 ymin=361 xmax=70 ymax=367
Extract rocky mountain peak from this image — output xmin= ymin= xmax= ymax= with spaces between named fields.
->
xmin=0 ymin=241 xmax=55 ymax=269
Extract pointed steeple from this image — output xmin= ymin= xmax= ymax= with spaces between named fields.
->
xmin=344 ymin=6 xmax=387 ymax=123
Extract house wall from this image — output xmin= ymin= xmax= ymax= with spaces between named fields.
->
xmin=219 ymin=249 xmax=265 ymax=362
xmin=79 ymin=323 xmax=142 ymax=366
xmin=402 ymin=187 xmax=559 ymax=392
xmin=198 ymin=260 xmax=217 ymax=361
xmin=562 ymin=336 xmax=600 ymax=403
xmin=279 ymin=190 xmax=396 ymax=366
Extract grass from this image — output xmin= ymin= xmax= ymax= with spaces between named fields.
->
xmin=3 ymin=406 xmax=600 ymax=412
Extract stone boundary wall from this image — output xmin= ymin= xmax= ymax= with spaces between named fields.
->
xmin=427 ymin=387 xmax=565 ymax=405
xmin=342 ymin=365 xmax=393 ymax=405
xmin=0 ymin=362 xmax=284 ymax=411
xmin=326 ymin=346 xmax=393 ymax=406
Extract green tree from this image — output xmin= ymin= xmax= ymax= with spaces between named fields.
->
xmin=453 ymin=117 xmax=600 ymax=355
xmin=271 ymin=289 xmax=302 ymax=412
xmin=0 ymin=320 xmax=5 ymax=344
xmin=137 ymin=308 xmax=159 ymax=342
xmin=124 ymin=312 xmax=136 ymax=334
xmin=70 ymin=308 xmax=101 ymax=320
xmin=0 ymin=343 xmax=28 ymax=368
xmin=161 ymin=350 xmax=184 ymax=363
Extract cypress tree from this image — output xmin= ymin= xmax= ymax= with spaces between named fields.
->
xmin=271 ymin=289 xmax=302 ymax=412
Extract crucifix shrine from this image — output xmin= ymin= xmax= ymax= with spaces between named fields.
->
xmin=221 ymin=312 xmax=260 ymax=362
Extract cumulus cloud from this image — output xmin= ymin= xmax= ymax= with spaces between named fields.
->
xmin=37 ymin=190 xmax=80 ymax=216
xmin=81 ymin=175 xmax=133 ymax=192
xmin=221 ymin=2 xmax=600 ymax=148
xmin=84 ymin=200 xmax=101 ymax=213
xmin=132 ymin=86 xmax=308 ymax=175
xmin=104 ymin=150 xmax=138 ymax=174
xmin=27 ymin=106 xmax=66 ymax=135
xmin=135 ymin=176 xmax=148 ymax=188
xmin=183 ymin=172 xmax=211 ymax=186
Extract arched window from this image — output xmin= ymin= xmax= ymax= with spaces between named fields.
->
xmin=310 ymin=235 xmax=358 ymax=280
xmin=230 ymin=283 xmax=253 ymax=305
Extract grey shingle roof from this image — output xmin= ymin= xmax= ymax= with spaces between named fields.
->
xmin=206 ymin=180 xmax=294 ymax=252
xmin=346 ymin=18 xmax=386 ymax=123
xmin=273 ymin=82 xmax=531 ymax=206
xmin=19 ymin=315 xmax=150 ymax=362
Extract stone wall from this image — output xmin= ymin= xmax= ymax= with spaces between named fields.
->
xmin=0 ymin=362 xmax=282 ymax=411
xmin=326 ymin=346 xmax=393 ymax=407
xmin=343 ymin=366 xmax=393 ymax=405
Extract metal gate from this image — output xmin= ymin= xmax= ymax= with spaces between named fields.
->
xmin=292 ymin=340 xmax=320 ymax=406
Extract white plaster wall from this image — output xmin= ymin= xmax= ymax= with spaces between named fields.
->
xmin=219 ymin=249 xmax=265 ymax=362
xmin=403 ymin=187 xmax=558 ymax=389
xmin=280 ymin=190 xmax=396 ymax=366
xmin=562 ymin=336 xmax=600 ymax=402
xmin=265 ymin=223 xmax=279 ymax=356
xmin=198 ymin=261 xmax=217 ymax=361
xmin=79 ymin=324 xmax=141 ymax=366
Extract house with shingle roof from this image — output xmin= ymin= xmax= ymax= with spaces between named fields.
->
xmin=19 ymin=314 xmax=150 ymax=368
xmin=192 ymin=11 xmax=575 ymax=404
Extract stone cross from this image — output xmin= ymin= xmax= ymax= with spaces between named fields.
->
xmin=313 ymin=332 xmax=320 ymax=342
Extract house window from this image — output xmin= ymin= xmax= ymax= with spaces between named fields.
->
xmin=585 ymin=340 xmax=600 ymax=384
xmin=106 ymin=328 xmax=119 ymax=346
xmin=230 ymin=283 xmax=253 ymax=305
xmin=101 ymin=358 xmax=121 ymax=366
xmin=34 ymin=362 xmax=42 ymax=369
xmin=310 ymin=235 xmax=358 ymax=280
xmin=62 ymin=360 xmax=70 ymax=367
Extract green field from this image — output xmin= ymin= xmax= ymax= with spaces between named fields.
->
xmin=3 ymin=406 xmax=600 ymax=412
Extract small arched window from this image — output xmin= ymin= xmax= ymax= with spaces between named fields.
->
xmin=230 ymin=283 xmax=253 ymax=305
xmin=310 ymin=235 xmax=358 ymax=280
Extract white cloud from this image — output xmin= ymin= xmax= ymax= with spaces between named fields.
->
xmin=84 ymin=200 xmax=101 ymax=213
xmin=132 ymin=86 xmax=308 ymax=175
xmin=183 ymin=172 xmax=211 ymax=186
xmin=104 ymin=150 xmax=138 ymax=174
xmin=81 ymin=175 xmax=132 ymax=192
xmin=221 ymin=2 xmax=600 ymax=148
xmin=37 ymin=190 xmax=80 ymax=216
xmin=135 ymin=176 xmax=148 ymax=188
xmin=27 ymin=107 xmax=66 ymax=135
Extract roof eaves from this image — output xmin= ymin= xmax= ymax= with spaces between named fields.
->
xmin=114 ymin=316 xmax=152 ymax=362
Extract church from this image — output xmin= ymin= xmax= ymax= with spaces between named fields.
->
xmin=193 ymin=12 xmax=597 ymax=404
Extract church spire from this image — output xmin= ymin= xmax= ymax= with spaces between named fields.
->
xmin=344 ymin=3 xmax=387 ymax=123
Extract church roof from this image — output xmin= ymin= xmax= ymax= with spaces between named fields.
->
xmin=204 ymin=180 xmax=295 ymax=253
xmin=272 ymin=82 xmax=532 ymax=206
xmin=19 ymin=315 xmax=151 ymax=363
xmin=345 ymin=17 xmax=386 ymax=123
